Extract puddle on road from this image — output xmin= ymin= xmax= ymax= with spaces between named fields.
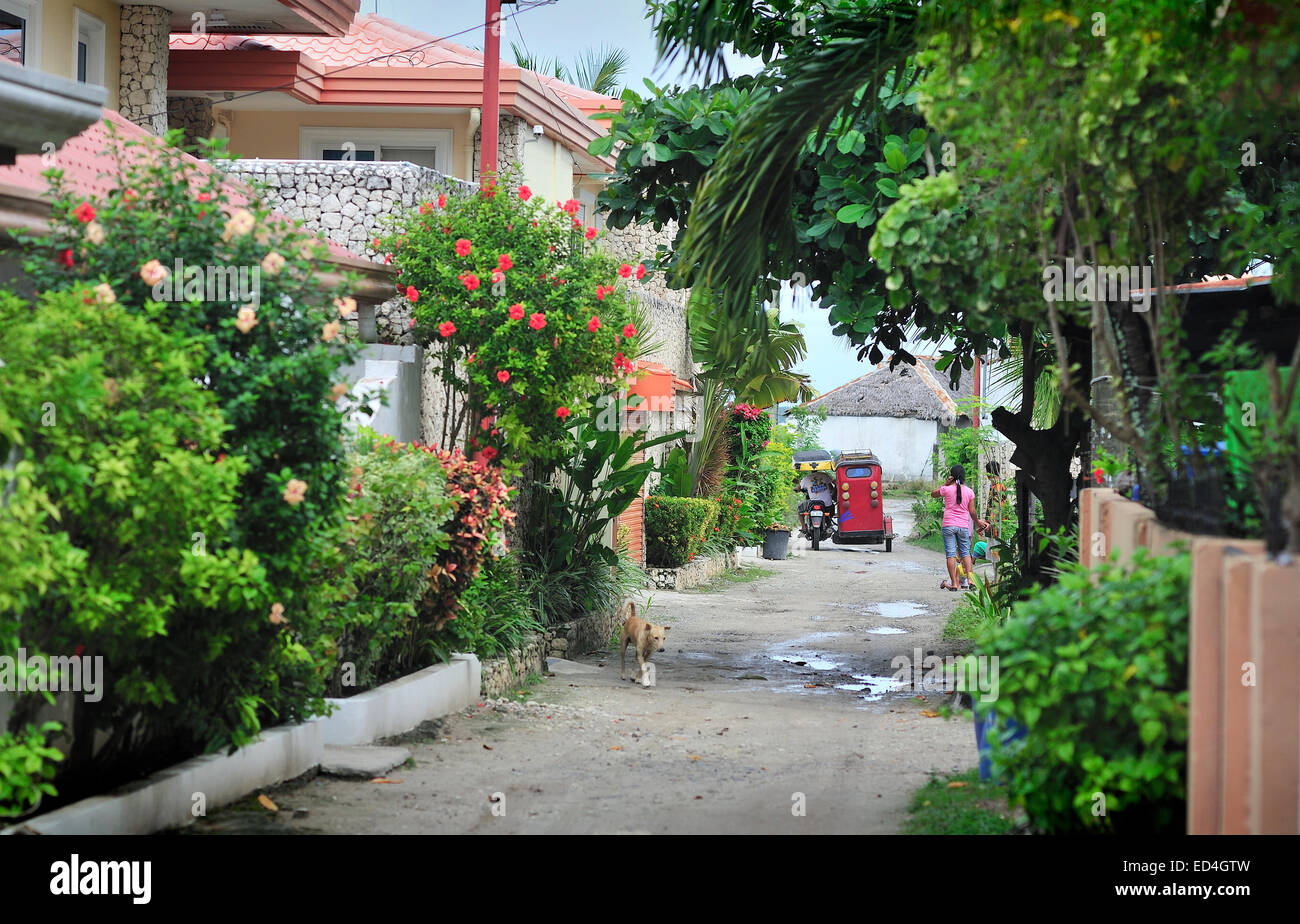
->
xmin=845 ymin=674 xmax=907 ymax=700
xmin=872 ymin=600 xmax=926 ymax=619
xmin=870 ymin=559 xmax=929 ymax=573
xmin=769 ymin=654 xmax=839 ymax=671
xmin=865 ymin=626 xmax=907 ymax=635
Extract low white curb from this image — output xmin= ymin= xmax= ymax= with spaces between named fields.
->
xmin=2 ymin=653 xmax=481 ymax=835
xmin=314 ymin=654 xmax=480 ymax=746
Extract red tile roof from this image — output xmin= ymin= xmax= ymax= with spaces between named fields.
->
xmin=168 ymin=14 xmax=621 ymax=159
xmin=0 ymin=109 xmax=389 ymax=283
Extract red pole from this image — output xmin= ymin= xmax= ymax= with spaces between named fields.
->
xmin=481 ymin=0 xmax=502 ymax=184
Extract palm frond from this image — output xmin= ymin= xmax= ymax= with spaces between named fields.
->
xmin=675 ymin=3 xmax=922 ymax=319
xmin=571 ymin=44 xmax=630 ymax=95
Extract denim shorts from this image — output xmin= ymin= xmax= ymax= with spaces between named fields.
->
xmin=942 ymin=526 xmax=972 ymax=559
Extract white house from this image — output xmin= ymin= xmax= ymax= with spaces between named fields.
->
xmin=799 ymin=356 xmax=974 ymax=481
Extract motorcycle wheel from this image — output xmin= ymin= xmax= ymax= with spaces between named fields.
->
xmin=811 ymin=533 xmax=820 ymax=551
xmin=885 ymin=538 xmax=893 ymax=553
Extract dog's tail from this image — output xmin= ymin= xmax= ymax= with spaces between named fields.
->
xmin=621 ymin=600 xmax=636 ymax=625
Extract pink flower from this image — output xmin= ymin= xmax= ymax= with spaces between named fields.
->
xmin=635 ymin=263 xmax=647 ymax=280
xmin=322 ymin=321 xmax=341 ymax=341
xmin=623 ymin=323 xmax=638 ymax=338
xmin=197 ymin=192 xmax=212 ymax=203
xmin=235 ymin=305 xmax=258 ymax=334
xmin=618 ymin=263 xmax=633 ymax=279
xmin=73 ymin=201 xmax=96 ymax=223
xmin=556 ymin=406 xmax=571 ymax=420
xmin=269 ymin=603 xmax=287 ymax=625
xmin=588 ymin=316 xmax=601 ymax=332
xmin=497 ymin=254 xmax=514 ymax=272
xmin=561 ymin=198 xmax=580 ymax=215
xmin=518 ymin=185 xmax=532 ymax=201
xmin=282 ymin=478 xmax=308 ymax=506
xmin=529 ymin=312 xmax=547 ymax=331
xmin=455 ymin=238 xmax=472 ymax=257
xmin=585 ymin=227 xmax=598 ymax=241
xmin=139 ymin=259 xmax=169 ymax=287
xmin=491 ymin=269 xmax=505 ymax=284
xmin=439 ymin=321 xmax=457 ymax=338
xmin=459 ymin=273 xmax=480 ymax=291
xmin=497 ymin=370 xmax=511 ymax=383
xmin=508 ymin=303 xmax=525 ymax=320
xmin=438 ymin=193 xmax=447 ymax=208
xmin=406 ymin=285 xmax=420 ymax=302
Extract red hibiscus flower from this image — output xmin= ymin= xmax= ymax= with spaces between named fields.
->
xmin=596 ymin=284 xmax=610 ymax=301
xmin=561 ymin=198 xmax=580 ymax=215
xmin=405 ymin=285 xmax=420 ymax=302
xmin=372 ymin=238 xmax=381 ymax=248
xmin=459 ymin=273 xmax=480 ymax=291
xmin=442 ymin=226 xmax=451 ymax=234
xmin=585 ymin=227 xmax=598 ymax=241
xmin=556 ymin=406 xmax=571 ymax=420
xmin=58 ymin=248 xmax=74 ymax=267
xmin=497 ymin=254 xmax=513 ymax=272
xmin=437 ymin=193 xmax=447 ymax=208
xmin=497 ymin=370 xmax=511 ymax=383
xmin=438 ymin=321 xmax=457 ymax=338
xmin=419 ymin=201 xmax=433 ymax=214
xmin=635 ymin=263 xmax=647 ymax=280
xmin=481 ymin=446 xmax=499 ymax=461
xmin=454 ymin=238 xmax=472 ymax=257
xmin=618 ymin=263 xmax=633 ymax=279
xmin=529 ymin=312 xmax=547 ymax=331
xmin=197 ymin=192 xmax=212 ymax=203
xmin=588 ymin=316 xmax=601 ymax=332
xmin=73 ymin=201 xmax=96 ymax=223
xmin=623 ymin=323 xmax=638 ymax=338
xmin=518 ymin=185 xmax=532 ymax=201
xmin=491 ymin=270 xmax=505 ymax=284
xmin=508 ymin=303 xmax=525 ymax=320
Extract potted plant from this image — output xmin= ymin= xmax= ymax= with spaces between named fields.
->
xmin=761 ymin=522 xmax=792 ymax=560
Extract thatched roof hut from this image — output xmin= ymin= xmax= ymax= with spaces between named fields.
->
xmin=800 ymin=356 xmax=974 ymax=427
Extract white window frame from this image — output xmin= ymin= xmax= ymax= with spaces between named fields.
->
xmin=74 ymin=9 xmax=106 ymax=87
xmin=0 ymin=0 xmax=42 ymax=69
xmin=298 ymin=127 xmax=453 ymax=175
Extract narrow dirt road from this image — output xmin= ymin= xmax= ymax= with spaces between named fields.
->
xmin=191 ymin=498 xmax=979 ymax=835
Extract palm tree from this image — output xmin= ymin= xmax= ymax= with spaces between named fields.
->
xmin=509 ymin=43 xmax=629 ymax=96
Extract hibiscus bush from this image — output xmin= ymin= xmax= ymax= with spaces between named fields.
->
xmin=9 ymin=126 xmax=362 ymax=768
xmin=381 ymin=176 xmax=649 ymax=464
xmin=0 ymin=289 xmax=284 ymax=790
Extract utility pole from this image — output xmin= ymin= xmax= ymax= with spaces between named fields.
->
xmin=480 ymin=0 xmax=507 ymax=183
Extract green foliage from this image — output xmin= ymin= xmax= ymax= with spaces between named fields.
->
xmin=977 ymin=549 xmax=1191 ymax=833
xmin=0 ymin=290 xmax=288 ymax=758
xmin=933 ymin=417 xmax=997 ymax=500
xmin=0 ymin=723 xmax=63 ymax=819
xmin=319 ymin=434 xmax=458 ymax=694
xmin=428 ymin=554 xmax=544 ymax=664
xmin=655 ymin=446 xmax=692 ymax=497
xmin=749 ymin=438 xmax=796 ymax=531
xmin=645 ymin=497 xmax=720 ymax=568
xmin=383 ymin=174 xmax=645 ymax=464
xmin=902 ymin=769 xmax=1016 ymax=836
xmin=909 ymin=496 xmax=943 ymax=541
xmin=779 ymin=404 xmax=827 ymax=452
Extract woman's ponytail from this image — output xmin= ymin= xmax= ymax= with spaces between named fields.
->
xmin=950 ymin=464 xmax=966 ymax=506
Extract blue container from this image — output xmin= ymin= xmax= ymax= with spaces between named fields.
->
xmin=973 ymin=706 xmax=1027 ymax=782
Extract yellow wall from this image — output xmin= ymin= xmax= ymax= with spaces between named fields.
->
xmin=221 ymin=109 xmax=476 ymax=180
xmin=36 ymin=1 xmax=121 ymax=110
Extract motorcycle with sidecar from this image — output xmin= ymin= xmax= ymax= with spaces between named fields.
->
xmin=793 ymin=449 xmax=895 ymax=552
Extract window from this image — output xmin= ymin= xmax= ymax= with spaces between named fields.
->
xmin=74 ymin=10 xmax=106 ymax=87
xmin=0 ymin=0 xmax=39 ymax=67
xmin=300 ymin=128 xmax=454 ymax=175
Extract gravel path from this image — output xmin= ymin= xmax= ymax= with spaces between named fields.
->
xmin=189 ymin=498 xmax=980 ymax=835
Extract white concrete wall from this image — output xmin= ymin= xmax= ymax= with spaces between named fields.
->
xmin=819 ymin=416 xmax=939 ymax=481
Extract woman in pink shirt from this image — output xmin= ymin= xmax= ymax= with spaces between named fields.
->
xmin=931 ymin=464 xmax=989 ymax=590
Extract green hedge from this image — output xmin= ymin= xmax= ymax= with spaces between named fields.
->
xmin=645 ymin=497 xmax=720 ymax=568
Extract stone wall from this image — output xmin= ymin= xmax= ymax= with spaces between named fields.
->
xmin=478 ymin=602 xmax=627 ymax=697
xmin=472 ymin=114 xmax=529 ymax=182
xmin=119 ymin=6 xmax=169 ymax=135
xmin=218 ymin=159 xmax=474 ymax=258
xmin=646 ymin=550 xmax=739 ymax=591
xmin=167 ymin=96 xmax=214 ymax=148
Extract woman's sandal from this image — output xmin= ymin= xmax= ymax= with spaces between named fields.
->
xmin=940 ymin=580 xmax=960 ymax=591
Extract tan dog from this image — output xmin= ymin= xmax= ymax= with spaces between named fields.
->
xmin=619 ymin=602 xmax=670 ymax=687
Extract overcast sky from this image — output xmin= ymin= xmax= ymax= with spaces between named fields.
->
xmin=366 ymin=0 xmax=936 ymax=396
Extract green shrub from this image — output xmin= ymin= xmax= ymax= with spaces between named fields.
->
xmin=645 ymin=497 xmax=720 ymax=567
xmin=976 ymin=548 xmax=1191 ymax=833
xmin=431 ymin=554 xmax=545 ymax=663
xmin=0 ymin=723 xmax=63 ymax=819
xmin=320 ymin=434 xmax=459 ymax=695
xmin=910 ymin=496 xmax=944 ymax=539
xmin=0 ymin=291 xmax=278 ymax=768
